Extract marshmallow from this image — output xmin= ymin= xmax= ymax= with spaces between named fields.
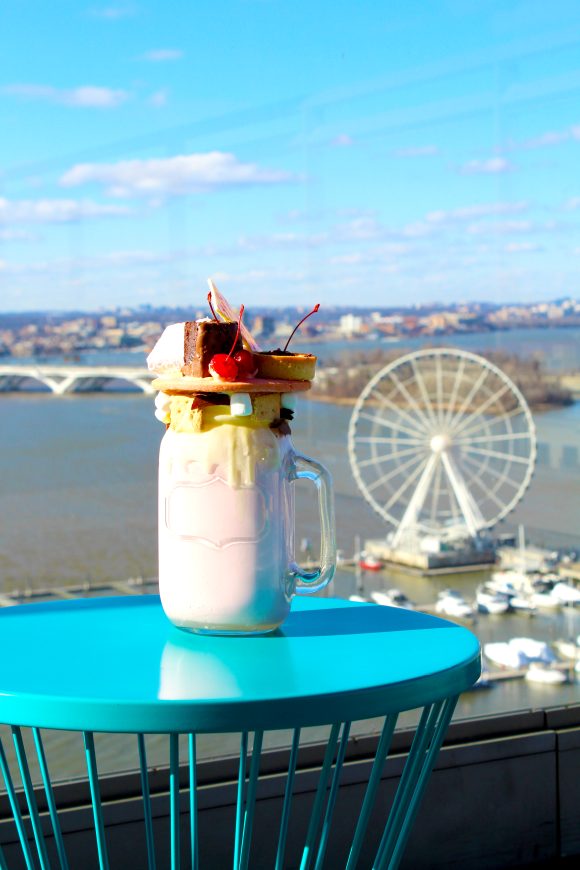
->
xmin=230 ymin=393 xmax=252 ymax=417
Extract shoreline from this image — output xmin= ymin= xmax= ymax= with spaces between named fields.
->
xmin=305 ymin=392 xmax=574 ymax=414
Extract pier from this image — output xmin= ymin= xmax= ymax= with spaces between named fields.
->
xmin=0 ymin=364 xmax=155 ymax=394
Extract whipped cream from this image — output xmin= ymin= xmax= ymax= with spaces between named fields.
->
xmin=147 ymin=322 xmax=185 ymax=375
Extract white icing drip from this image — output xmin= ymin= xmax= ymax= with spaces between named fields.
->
xmin=182 ymin=425 xmax=280 ymax=488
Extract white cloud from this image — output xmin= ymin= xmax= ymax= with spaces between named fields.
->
xmin=565 ymin=197 xmax=580 ymax=210
xmin=504 ymin=242 xmax=542 ymax=253
xmin=504 ymin=123 xmax=580 ymax=151
xmin=139 ymin=49 xmax=184 ymax=62
xmin=2 ymin=84 xmax=129 ymax=108
xmin=60 ymin=152 xmax=296 ymax=197
xmin=459 ymin=157 xmax=514 ymax=175
xmin=0 ymin=197 xmax=131 ymax=224
xmin=467 ymin=219 xmax=533 ymax=236
xmin=149 ymin=89 xmax=168 ymax=107
xmin=393 ymin=145 xmax=439 ymax=158
xmin=0 ymin=227 xmax=37 ymax=241
xmin=335 ymin=216 xmax=383 ymax=241
xmin=330 ymin=134 xmax=354 ymax=147
xmin=88 ymin=5 xmax=136 ymax=19
xmin=426 ymin=201 xmax=528 ymax=224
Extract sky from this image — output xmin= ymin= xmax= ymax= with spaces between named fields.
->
xmin=1 ymin=0 xmax=580 ymax=311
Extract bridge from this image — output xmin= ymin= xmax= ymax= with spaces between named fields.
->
xmin=0 ymin=364 xmax=156 ymax=395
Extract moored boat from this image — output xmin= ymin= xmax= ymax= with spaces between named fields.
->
xmin=525 ymin=663 xmax=567 ymax=685
xmin=358 ymin=552 xmax=384 ymax=571
xmin=370 ymin=589 xmax=415 ymax=610
xmin=475 ymin=583 xmax=510 ymax=615
xmin=435 ymin=589 xmax=474 ymax=619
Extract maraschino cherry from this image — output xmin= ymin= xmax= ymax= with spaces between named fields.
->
xmin=209 ymin=304 xmax=245 ymax=380
xmin=283 ymin=303 xmax=320 ymax=352
xmin=234 ymin=348 xmax=257 ymax=377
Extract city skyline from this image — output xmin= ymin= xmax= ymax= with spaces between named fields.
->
xmin=1 ymin=2 xmax=580 ymax=311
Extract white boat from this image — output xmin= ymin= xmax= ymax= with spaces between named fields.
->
xmin=553 ymin=638 xmax=579 ymax=660
xmin=487 ymin=574 xmax=536 ymax=612
xmin=507 ymin=594 xmax=537 ymax=614
xmin=483 ymin=642 xmax=527 ymax=669
xmin=349 ymin=594 xmax=369 ymax=603
xmin=550 ymin=581 xmax=580 ymax=606
xmin=483 ymin=637 xmax=557 ymax=670
xmin=525 ymin=663 xmax=567 ymax=685
xmin=531 ymin=590 xmax=561 ymax=610
xmin=489 ymin=570 xmax=528 ymax=593
xmin=510 ymin=637 xmax=557 ymax=664
xmin=475 ymin=584 xmax=510 ymax=615
xmin=370 ymin=589 xmax=415 ymax=610
xmin=435 ymin=589 xmax=474 ymax=619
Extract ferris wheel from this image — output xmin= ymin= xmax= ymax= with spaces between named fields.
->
xmin=348 ymin=348 xmax=536 ymax=547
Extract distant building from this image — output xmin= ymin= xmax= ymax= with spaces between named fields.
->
xmin=252 ymin=315 xmax=276 ymax=338
xmin=339 ymin=313 xmax=364 ymax=336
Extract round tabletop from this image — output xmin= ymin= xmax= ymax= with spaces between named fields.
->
xmin=0 ymin=596 xmax=480 ymax=733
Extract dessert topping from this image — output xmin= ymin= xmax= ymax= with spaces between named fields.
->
xmin=209 ymin=304 xmax=245 ymax=381
xmin=230 ymin=393 xmax=253 ymax=417
xmin=207 ymin=291 xmax=220 ymax=322
xmin=233 ymin=349 xmax=258 ymax=377
xmin=283 ymin=303 xmax=320 ymax=352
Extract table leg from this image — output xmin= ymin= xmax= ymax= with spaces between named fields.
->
xmin=0 ymin=735 xmax=35 ymax=870
xmin=11 ymin=726 xmax=51 ymax=870
xmin=83 ymin=731 xmax=110 ymax=870
xmin=374 ymin=695 xmax=459 ymax=870
xmin=170 ymin=733 xmax=180 ymax=870
xmin=138 ymin=733 xmax=156 ymax=870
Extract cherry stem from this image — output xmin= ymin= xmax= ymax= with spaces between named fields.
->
xmin=283 ymin=303 xmax=320 ymax=352
xmin=227 ymin=304 xmax=245 ymax=358
xmin=207 ymin=291 xmax=219 ymax=322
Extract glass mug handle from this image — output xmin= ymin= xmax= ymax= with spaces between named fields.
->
xmin=288 ymin=451 xmax=336 ymax=595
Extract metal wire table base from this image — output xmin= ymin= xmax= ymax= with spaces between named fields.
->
xmin=0 ymin=696 xmax=457 ymax=870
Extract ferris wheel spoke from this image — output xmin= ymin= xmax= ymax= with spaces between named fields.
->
xmin=463 ymin=467 xmax=506 ymax=511
xmin=456 ymin=431 xmax=533 ymax=446
xmin=357 ymin=444 xmax=425 ymax=468
xmin=449 ymin=382 xmax=512 ymax=438
xmin=447 ymin=365 xmax=490 ymax=431
xmin=386 ymin=371 xmax=433 ymax=433
xmin=461 ymin=453 xmax=522 ymax=488
xmin=429 ymin=452 xmax=443 ymax=522
xmin=455 ymin=405 xmax=527 ymax=440
xmin=358 ymin=411 xmax=428 ymax=441
xmin=435 ymin=355 xmax=444 ymax=424
xmin=440 ymin=451 xmax=485 ymax=536
xmin=370 ymin=389 xmax=431 ymax=437
xmin=355 ymin=435 xmax=425 ymax=446
xmin=391 ymin=454 xmax=439 ymax=546
xmin=461 ymin=445 xmax=531 ymax=465
xmin=383 ymin=455 xmax=430 ymax=512
xmin=366 ymin=452 xmax=426 ymax=494
xmin=410 ymin=358 xmax=439 ymax=428
xmin=443 ymin=356 xmax=467 ymax=425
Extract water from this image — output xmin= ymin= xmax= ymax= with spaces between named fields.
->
xmin=0 ymin=332 xmax=579 ymax=781
xmin=296 ymin=325 xmax=580 ymax=372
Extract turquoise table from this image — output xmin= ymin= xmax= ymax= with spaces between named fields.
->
xmin=0 ymin=595 xmax=480 ymax=869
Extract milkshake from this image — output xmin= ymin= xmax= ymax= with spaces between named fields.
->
xmin=148 ymin=284 xmax=336 ymax=634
